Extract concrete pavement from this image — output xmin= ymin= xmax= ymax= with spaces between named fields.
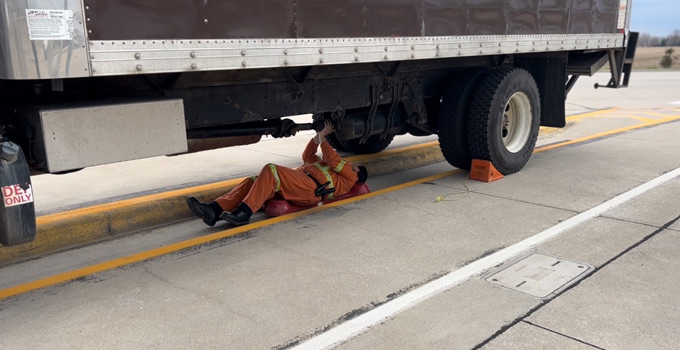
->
xmin=338 ymin=181 xmax=680 ymax=350
xmin=332 ymin=125 xmax=680 ymax=350
xmin=1 ymin=71 xmax=680 ymax=349
xmin=0 ymin=140 xmax=445 ymax=265
xmin=1 ymin=71 xmax=678 ymax=266
xmin=0 ymin=112 xmax=679 ymax=349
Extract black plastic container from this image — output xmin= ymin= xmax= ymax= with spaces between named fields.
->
xmin=0 ymin=142 xmax=36 ymax=246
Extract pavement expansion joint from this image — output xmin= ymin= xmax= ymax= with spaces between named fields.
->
xmin=598 ymin=214 xmax=669 ymax=230
xmin=596 ymin=214 xmax=680 ymax=271
xmin=470 ymin=300 xmax=548 ymax=350
xmin=473 ymin=191 xmax=581 ymax=214
xmin=521 ymin=320 xmax=606 ymax=350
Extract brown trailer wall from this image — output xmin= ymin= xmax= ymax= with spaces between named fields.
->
xmin=84 ymin=0 xmax=620 ymax=41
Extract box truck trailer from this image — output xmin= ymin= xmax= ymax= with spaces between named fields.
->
xmin=0 ymin=0 xmax=637 ymax=245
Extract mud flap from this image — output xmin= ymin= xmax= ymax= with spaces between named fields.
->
xmin=0 ymin=142 xmax=37 ymax=246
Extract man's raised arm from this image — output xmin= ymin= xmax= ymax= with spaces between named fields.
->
xmin=302 ymin=137 xmax=320 ymax=164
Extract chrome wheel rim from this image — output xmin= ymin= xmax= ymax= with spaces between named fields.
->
xmin=502 ymin=92 xmax=532 ymax=153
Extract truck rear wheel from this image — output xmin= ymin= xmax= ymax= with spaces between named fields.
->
xmin=336 ymin=135 xmax=394 ymax=154
xmin=325 ymin=132 xmax=348 ymax=152
xmin=438 ymin=69 xmax=490 ymax=170
xmin=467 ymin=68 xmax=540 ymax=175
xmin=313 ymin=113 xmax=347 ymax=151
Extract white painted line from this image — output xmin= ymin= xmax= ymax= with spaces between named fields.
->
xmin=293 ymin=166 xmax=680 ymax=350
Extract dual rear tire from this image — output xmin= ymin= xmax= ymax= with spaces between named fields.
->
xmin=438 ymin=68 xmax=541 ymax=175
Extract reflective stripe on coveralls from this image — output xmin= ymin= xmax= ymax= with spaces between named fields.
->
xmin=269 ymin=164 xmax=281 ymax=192
xmin=314 ymin=163 xmax=335 ymax=199
xmin=334 ymin=160 xmax=346 ymax=173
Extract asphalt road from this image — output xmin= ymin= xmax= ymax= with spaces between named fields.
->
xmin=1 ymin=71 xmax=680 ymax=350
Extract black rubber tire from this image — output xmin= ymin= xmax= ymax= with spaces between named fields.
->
xmin=325 ymin=132 xmax=347 ymax=152
xmin=337 ymin=134 xmax=394 ymax=154
xmin=467 ymin=68 xmax=541 ymax=175
xmin=312 ymin=113 xmax=348 ymax=151
xmin=408 ymin=97 xmax=440 ymax=136
xmin=437 ymin=69 xmax=491 ymax=170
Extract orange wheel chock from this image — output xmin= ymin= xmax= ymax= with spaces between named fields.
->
xmin=469 ymin=159 xmax=504 ymax=183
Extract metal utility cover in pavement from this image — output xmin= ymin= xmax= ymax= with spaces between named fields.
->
xmin=486 ymin=254 xmax=592 ymax=298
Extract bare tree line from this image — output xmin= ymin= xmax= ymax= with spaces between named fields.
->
xmin=637 ymin=30 xmax=680 ymax=47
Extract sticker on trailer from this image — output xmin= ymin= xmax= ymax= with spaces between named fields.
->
xmin=2 ymin=184 xmax=34 ymax=207
xmin=25 ymin=9 xmax=75 ymax=40
xmin=617 ymin=0 xmax=629 ymax=29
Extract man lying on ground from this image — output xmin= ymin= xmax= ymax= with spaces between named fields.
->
xmin=186 ymin=121 xmax=368 ymax=226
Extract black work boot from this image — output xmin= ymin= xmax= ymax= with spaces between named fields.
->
xmin=220 ymin=203 xmax=253 ymax=226
xmin=186 ymin=197 xmax=222 ymax=226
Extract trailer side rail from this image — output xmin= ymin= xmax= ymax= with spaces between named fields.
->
xmin=89 ymin=34 xmax=625 ymax=76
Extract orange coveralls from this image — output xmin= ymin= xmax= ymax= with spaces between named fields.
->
xmin=215 ymin=139 xmax=358 ymax=212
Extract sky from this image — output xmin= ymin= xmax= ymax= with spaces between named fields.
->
xmin=631 ymin=0 xmax=680 ymax=37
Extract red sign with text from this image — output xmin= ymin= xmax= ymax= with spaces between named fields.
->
xmin=2 ymin=184 xmax=33 ymax=207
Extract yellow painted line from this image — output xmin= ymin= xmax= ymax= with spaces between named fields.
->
xmin=563 ymin=108 xmax=672 ymax=124
xmin=535 ymin=115 xmax=680 ymax=154
xmin=348 ymin=141 xmax=439 ymax=162
xmin=34 ymin=108 xmax=621 ymax=226
xmin=541 ymin=108 xmax=620 ymax=135
xmin=35 ymin=142 xmax=434 ymax=226
xmin=626 ymin=115 xmax=659 ymax=123
xmin=37 ymin=178 xmax=244 ymax=226
xmin=539 ymin=126 xmax=566 ymax=135
xmin=0 ymin=169 xmax=461 ymax=300
xmin=622 ymin=116 xmax=657 ymax=123
xmin=350 ymin=108 xmax=621 ymax=160
xmin=4 ymin=109 xmax=679 ymax=300
xmin=565 ymin=108 xmax=618 ymax=121
xmin=2 ymin=140 xmax=446 ymax=265
xmin=643 ymin=111 xmax=680 ymax=118
xmin=569 ymin=114 xmax=657 ymax=123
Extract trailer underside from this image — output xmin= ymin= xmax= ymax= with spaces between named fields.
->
xmin=0 ymin=0 xmax=636 ymax=246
